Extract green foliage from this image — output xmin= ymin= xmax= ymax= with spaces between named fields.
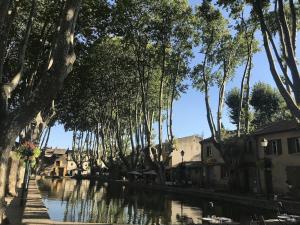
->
xmin=250 ymin=82 xmax=292 ymax=127
xmin=54 ymin=0 xmax=193 ymax=171
xmin=16 ymin=141 xmax=41 ymax=161
xmin=225 ymin=88 xmax=241 ymax=125
xmin=226 ymin=82 xmax=292 ymax=130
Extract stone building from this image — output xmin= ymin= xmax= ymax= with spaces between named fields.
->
xmin=200 ymin=137 xmax=228 ymax=189
xmin=253 ymin=120 xmax=300 ymax=196
xmin=42 ymin=148 xmax=68 ymax=176
xmin=200 ymin=120 xmax=300 ymax=196
xmin=168 ymin=135 xmax=202 ymax=167
xmin=40 ymin=148 xmax=90 ymax=177
xmin=164 ymin=135 xmax=203 ymax=185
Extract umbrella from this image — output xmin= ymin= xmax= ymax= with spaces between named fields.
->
xmin=128 ymin=171 xmax=142 ymax=175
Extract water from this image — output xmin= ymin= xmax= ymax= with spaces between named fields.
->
xmin=38 ymin=178 xmax=277 ymax=224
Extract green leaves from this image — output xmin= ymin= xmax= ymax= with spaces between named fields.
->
xmin=250 ymin=82 xmax=291 ymax=127
xmin=225 ymin=87 xmax=241 ymax=125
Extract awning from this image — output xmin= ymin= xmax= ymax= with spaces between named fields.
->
xmin=143 ymin=170 xmax=157 ymax=175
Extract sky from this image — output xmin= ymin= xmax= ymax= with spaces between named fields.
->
xmin=47 ymin=0 xmax=277 ymax=149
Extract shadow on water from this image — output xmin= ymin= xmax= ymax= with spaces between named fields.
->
xmin=37 ymin=178 xmax=276 ymax=225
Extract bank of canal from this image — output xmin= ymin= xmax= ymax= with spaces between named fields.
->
xmin=37 ymin=178 xmax=290 ymax=225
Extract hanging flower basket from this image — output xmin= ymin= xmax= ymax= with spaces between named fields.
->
xmin=16 ymin=141 xmax=41 ymax=163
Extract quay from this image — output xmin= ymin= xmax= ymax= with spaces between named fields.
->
xmin=121 ymin=181 xmax=300 ymax=215
xmin=6 ymin=177 xmax=300 ymax=225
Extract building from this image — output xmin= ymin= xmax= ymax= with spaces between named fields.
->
xmin=66 ymin=151 xmax=90 ymax=176
xmin=200 ymin=120 xmax=300 ymax=196
xmin=40 ymin=147 xmax=90 ymax=177
xmin=253 ymin=120 xmax=300 ymax=196
xmin=168 ymin=135 xmax=202 ymax=167
xmin=200 ymin=137 xmax=228 ymax=189
xmin=164 ymin=135 xmax=203 ymax=185
xmin=42 ymin=148 xmax=68 ymax=176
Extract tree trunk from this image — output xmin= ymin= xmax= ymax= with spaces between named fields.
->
xmin=237 ymin=44 xmax=252 ymax=136
xmin=217 ymin=79 xmax=227 ymax=141
xmin=254 ymin=0 xmax=300 ymax=120
xmin=8 ymin=152 xmax=19 ymax=197
xmin=158 ymin=45 xmax=166 ymax=161
xmin=0 ymin=146 xmax=11 ymax=223
xmin=244 ymin=56 xmax=252 ymax=133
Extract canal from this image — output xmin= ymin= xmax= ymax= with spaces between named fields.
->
xmin=38 ymin=178 xmax=277 ymax=224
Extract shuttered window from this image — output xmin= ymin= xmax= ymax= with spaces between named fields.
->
xmin=221 ymin=165 xmax=229 ymax=178
xmin=265 ymin=139 xmax=282 ymax=156
xmin=206 ymin=146 xmax=212 ymax=157
xmin=288 ymin=137 xmax=300 ymax=154
xmin=277 ymin=139 xmax=282 ymax=155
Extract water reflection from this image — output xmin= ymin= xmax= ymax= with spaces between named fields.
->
xmin=37 ymin=178 xmax=275 ymax=224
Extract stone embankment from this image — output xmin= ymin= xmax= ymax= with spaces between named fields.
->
xmin=118 ymin=180 xmax=300 ymax=215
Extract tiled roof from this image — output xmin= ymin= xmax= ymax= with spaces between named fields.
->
xmin=253 ymin=120 xmax=300 ymax=136
xmin=53 ymin=148 xmax=67 ymax=155
xmin=200 ymin=137 xmax=214 ymax=143
xmin=44 ymin=148 xmax=67 ymax=156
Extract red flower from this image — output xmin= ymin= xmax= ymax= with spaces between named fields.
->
xmin=23 ymin=141 xmax=36 ymax=151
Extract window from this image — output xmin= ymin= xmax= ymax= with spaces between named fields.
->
xmin=288 ymin=137 xmax=300 ymax=154
xmin=266 ymin=139 xmax=282 ymax=155
xmin=70 ymin=162 xmax=73 ymax=166
xmin=206 ymin=146 xmax=212 ymax=157
xmin=221 ymin=166 xmax=229 ymax=178
xmin=56 ymin=161 xmax=60 ymax=166
xmin=246 ymin=141 xmax=252 ymax=153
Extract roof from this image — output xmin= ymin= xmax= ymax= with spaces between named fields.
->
xmin=176 ymin=135 xmax=202 ymax=141
xmin=182 ymin=160 xmax=203 ymax=167
xmin=53 ymin=148 xmax=67 ymax=154
xmin=44 ymin=148 xmax=67 ymax=157
xmin=253 ymin=120 xmax=300 ymax=136
xmin=200 ymin=137 xmax=214 ymax=144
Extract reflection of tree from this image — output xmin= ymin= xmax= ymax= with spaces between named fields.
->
xmin=39 ymin=179 xmax=176 ymax=225
xmin=39 ymin=179 xmax=276 ymax=224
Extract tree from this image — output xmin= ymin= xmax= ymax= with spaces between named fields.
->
xmin=218 ymin=0 xmax=300 ymax=121
xmin=225 ymin=87 xmax=241 ymax=126
xmin=111 ymin=0 xmax=192 ymax=183
xmin=192 ymin=2 xmax=243 ymax=152
xmin=250 ymin=82 xmax=291 ymax=128
xmin=226 ymin=82 xmax=292 ymax=130
xmin=54 ymin=0 xmax=193 ymax=183
xmin=0 ymin=0 xmax=81 ymax=221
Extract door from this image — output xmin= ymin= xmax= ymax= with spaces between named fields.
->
xmin=264 ymin=168 xmax=273 ymax=196
xmin=58 ymin=167 xmax=64 ymax=176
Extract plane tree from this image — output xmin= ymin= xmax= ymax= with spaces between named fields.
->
xmin=225 ymin=82 xmax=292 ymax=129
xmin=111 ymin=0 xmax=193 ymax=183
xmin=218 ymin=0 xmax=300 ymax=121
xmin=191 ymin=2 xmax=244 ymax=153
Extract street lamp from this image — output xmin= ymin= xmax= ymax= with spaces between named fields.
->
xmin=180 ymin=150 xmax=185 ymax=185
xmin=30 ymin=121 xmax=37 ymax=141
xmin=21 ymin=155 xmax=31 ymax=205
xmin=260 ymin=138 xmax=268 ymax=148
xmin=180 ymin=150 xmax=185 ymax=164
xmin=260 ymin=138 xmax=274 ymax=199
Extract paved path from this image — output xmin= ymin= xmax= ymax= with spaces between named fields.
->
xmin=22 ymin=178 xmax=52 ymax=225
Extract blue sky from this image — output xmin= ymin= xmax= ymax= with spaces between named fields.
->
xmin=47 ymin=0 xmax=277 ymax=149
